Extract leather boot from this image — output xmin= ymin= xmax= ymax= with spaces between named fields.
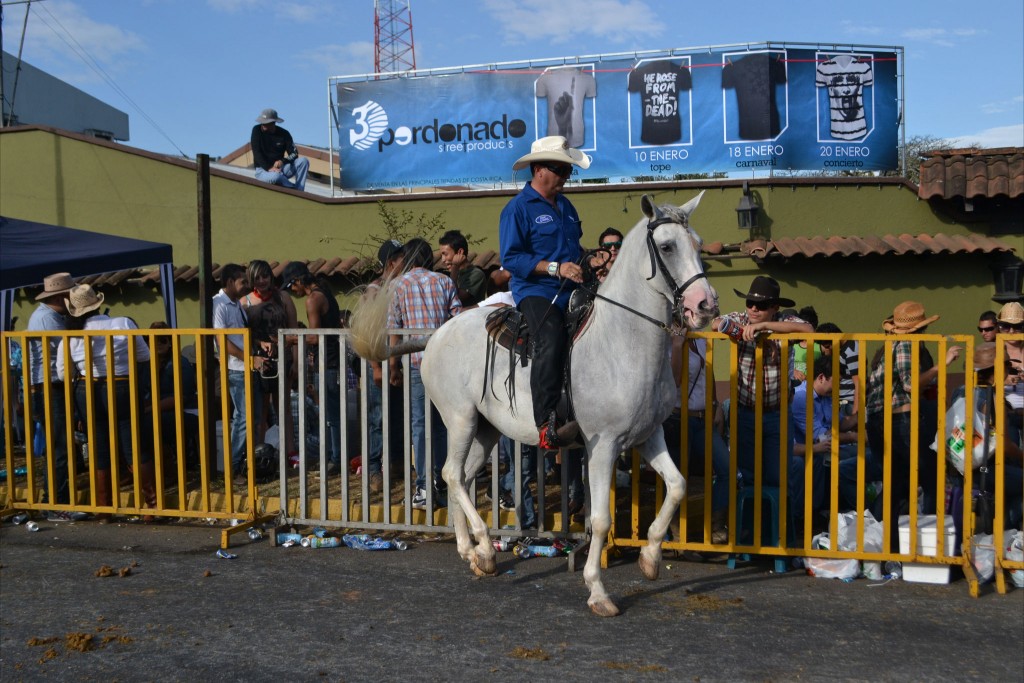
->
xmin=94 ymin=469 xmax=112 ymax=524
xmin=137 ymin=461 xmax=161 ymax=524
xmin=711 ymin=509 xmax=729 ymax=545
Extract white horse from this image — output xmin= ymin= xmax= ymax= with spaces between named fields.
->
xmin=353 ymin=193 xmax=717 ymax=616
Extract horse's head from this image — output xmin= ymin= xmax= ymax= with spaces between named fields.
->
xmin=632 ymin=192 xmax=719 ymax=329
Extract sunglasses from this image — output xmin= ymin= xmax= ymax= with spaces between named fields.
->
xmin=978 ymin=326 xmax=996 ymax=333
xmin=745 ymin=299 xmax=777 ymax=312
xmin=999 ymin=322 xmax=1024 ymax=331
xmin=542 ymin=163 xmax=573 ymax=178
xmin=601 ymin=241 xmax=622 ymax=250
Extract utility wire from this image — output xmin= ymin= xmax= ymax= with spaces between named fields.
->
xmin=33 ymin=2 xmax=188 ymax=157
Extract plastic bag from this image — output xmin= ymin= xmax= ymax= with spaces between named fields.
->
xmin=837 ymin=510 xmax=885 ymax=580
xmin=929 ymin=394 xmax=995 ymax=475
xmin=1005 ymin=529 xmax=1024 ymax=589
xmin=804 ymin=533 xmax=860 ymax=580
xmin=970 ymin=533 xmax=995 ymax=583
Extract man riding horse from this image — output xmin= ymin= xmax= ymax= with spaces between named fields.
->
xmin=498 ymin=135 xmax=590 ymax=451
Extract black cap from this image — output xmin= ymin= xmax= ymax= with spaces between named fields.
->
xmin=279 ymin=261 xmax=310 ymax=289
xmin=377 ymin=239 xmax=404 ymax=267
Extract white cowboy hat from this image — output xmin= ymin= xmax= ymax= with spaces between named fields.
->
xmin=64 ymin=284 xmax=105 ymax=317
xmin=512 ymin=135 xmax=591 ymax=172
xmin=35 ymin=272 xmax=75 ymax=301
xmin=256 ymin=108 xmax=284 ymax=124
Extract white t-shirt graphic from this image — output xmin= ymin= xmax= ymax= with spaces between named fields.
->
xmin=536 ymin=68 xmax=596 ymax=148
xmin=816 ymin=55 xmax=873 ymax=141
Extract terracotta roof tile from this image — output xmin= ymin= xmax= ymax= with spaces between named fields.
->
xmin=918 ymin=147 xmax=1024 ymax=200
xmin=749 ymin=233 xmax=1015 ymax=260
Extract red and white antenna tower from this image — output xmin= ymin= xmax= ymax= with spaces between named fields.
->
xmin=374 ymin=0 xmax=416 ymax=75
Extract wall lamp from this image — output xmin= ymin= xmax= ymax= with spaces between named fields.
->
xmin=735 ymin=181 xmax=759 ymax=230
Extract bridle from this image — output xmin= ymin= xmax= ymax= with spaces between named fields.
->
xmin=577 ymin=206 xmax=710 ymax=335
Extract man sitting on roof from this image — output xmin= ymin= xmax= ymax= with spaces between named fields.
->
xmin=251 ymin=108 xmax=309 ymax=192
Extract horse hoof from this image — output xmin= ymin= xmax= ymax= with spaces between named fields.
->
xmin=471 ymin=554 xmax=497 ymax=577
xmin=589 ymin=598 xmax=620 ymax=618
xmin=638 ymin=552 xmax=660 ymax=581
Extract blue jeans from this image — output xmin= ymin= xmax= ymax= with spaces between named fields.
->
xmin=688 ymin=416 xmax=731 ymax=513
xmin=499 ymin=436 xmax=537 ymax=528
xmin=32 ymin=386 xmax=70 ymax=504
xmin=410 ymin=367 xmax=446 ymax=490
xmin=367 ymin=380 xmax=405 ymax=476
xmin=228 ymin=370 xmax=260 ymax=472
xmin=255 ymin=157 xmax=309 ymax=191
xmin=736 ymin=405 xmax=791 ymax=488
xmin=321 ymin=368 xmax=342 ymax=465
xmin=75 ymin=380 xmax=152 ymax=471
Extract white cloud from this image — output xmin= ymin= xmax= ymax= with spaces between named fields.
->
xmin=482 ymin=0 xmax=661 ymax=46
xmin=944 ymin=124 xmax=1024 ymax=149
xmin=840 ymin=20 xmax=885 ymax=37
xmin=19 ymin=0 xmax=146 ymax=79
xmin=901 ymin=26 xmax=984 ymax=48
xmin=207 ymin=0 xmax=327 ymax=22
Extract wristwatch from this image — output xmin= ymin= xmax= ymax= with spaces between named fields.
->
xmin=547 ymin=261 xmax=559 ymax=277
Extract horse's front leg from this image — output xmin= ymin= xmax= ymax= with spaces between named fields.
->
xmin=583 ymin=442 xmax=620 ymax=617
xmin=637 ymin=426 xmax=685 ymax=581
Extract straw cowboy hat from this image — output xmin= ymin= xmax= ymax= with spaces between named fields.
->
xmin=732 ymin=275 xmax=795 ymax=308
xmin=882 ymin=300 xmax=939 ymax=334
xmin=35 ymin=272 xmax=75 ymax=301
xmin=974 ymin=342 xmax=996 ymax=372
xmin=64 ymin=284 xmax=105 ymax=317
xmin=255 ymin=108 xmax=284 ymax=124
xmin=997 ymin=301 xmax=1024 ymax=325
xmin=512 ymin=135 xmax=591 ymax=171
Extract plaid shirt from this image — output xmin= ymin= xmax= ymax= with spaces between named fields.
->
xmin=725 ymin=310 xmax=805 ymax=411
xmin=865 ymin=339 xmax=934 ymax=416
xmin=387 ymin=267 xmax=462 ymax=368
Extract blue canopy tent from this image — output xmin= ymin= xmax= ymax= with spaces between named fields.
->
xmin=0 ymin=216 xmax=177 ymax=331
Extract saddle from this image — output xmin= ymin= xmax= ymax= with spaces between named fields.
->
xmin=482 ymin=292 xmax=595 ymax=441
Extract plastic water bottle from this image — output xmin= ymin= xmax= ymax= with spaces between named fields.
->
xmin=301 ymin=535 xmax=341 ymax=548
xmin=33 ymin=421 xmax=46 ymax=456
xmin=883 ymin=561 xmax=902 ymax=580
xmin=514 ymin=543 xmax=560 ymax=558
xmin=342 ymin=534 xmax=407 ymax=550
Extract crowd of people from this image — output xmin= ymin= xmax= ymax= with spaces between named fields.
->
xmin=7 ymin=133 xmax=1023 ymax=544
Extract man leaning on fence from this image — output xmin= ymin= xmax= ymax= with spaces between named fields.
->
xmin=27 ymin=273 xmax=89 ymax=520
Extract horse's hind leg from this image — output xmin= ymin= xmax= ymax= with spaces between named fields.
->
xmin=637 ymin=427 xmax=685 ymax=582
xmin=442 ymin=420 xmax=498 ymax=576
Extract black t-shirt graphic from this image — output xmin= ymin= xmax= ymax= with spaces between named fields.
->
xmin=628 ymin=60 xmax=693 ymax=145
xmin=721 ymin=53 xmax=787 ymax=140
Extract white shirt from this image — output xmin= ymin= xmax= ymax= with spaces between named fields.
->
xmin=27 ymin=302 xmax=66 ymax=385
xmin=213 ymin=289 xmax=247 ymax=372
xmin=57 ymin=315 xmax=150 ymax=381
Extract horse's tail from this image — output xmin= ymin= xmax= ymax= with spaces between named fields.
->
xmin=349 ymin=275 xmax=430 ymax=362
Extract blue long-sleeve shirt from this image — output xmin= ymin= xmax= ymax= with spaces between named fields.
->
xmin=791 ymin=381 xmax=832 ymax=444
xmin=498 ymin=182 xmax=582 ymax=309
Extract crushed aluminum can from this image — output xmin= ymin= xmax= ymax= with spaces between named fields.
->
xmin=247 ymin=528 xmax=263 ymax=541
xmin=215 ymin=549 xmax=238 ymax=559
xmin=280 ymin=540 xmax=297 ymax=548
xmin=25 ymin=521 xmax=40 ymax=532
xmin=11 ymin=512 xmax=29 ymax=525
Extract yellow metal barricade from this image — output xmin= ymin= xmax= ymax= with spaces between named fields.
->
xmin=1 ymin=328 xmax=270 ymax=547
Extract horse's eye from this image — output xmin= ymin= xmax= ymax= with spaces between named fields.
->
xmin=659 ymin=243 xmax=673 ymax=254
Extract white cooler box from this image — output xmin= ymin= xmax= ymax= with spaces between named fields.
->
xmin=898 ymin=514 xmax=956 ymax=584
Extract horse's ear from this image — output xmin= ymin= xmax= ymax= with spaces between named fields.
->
xmin=640 ymin=194 xmax=657 ymax=219
xmin=678 ymin=190 xmax=705 ymax=219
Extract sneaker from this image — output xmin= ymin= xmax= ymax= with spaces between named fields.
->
xmin=46 ymin=510 xmax=92 ymax=522
xmin=326 ymin=461 xmax=341 ymax=476
xmin=411 ymin=487 xmax=427 ymax=509
xmin=369 ymin=472 xmax=383 ymax=493
xmin=499 ymin=493 xmax=516 ymax=511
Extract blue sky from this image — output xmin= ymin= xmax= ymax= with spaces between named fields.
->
xmin=4 ymin=0 xmax=1022 ymax=158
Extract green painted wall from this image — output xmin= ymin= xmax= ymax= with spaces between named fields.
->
xmin=1 ymin=128 xmax=1011 ymax=339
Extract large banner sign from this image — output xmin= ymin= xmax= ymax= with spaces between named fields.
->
xmin=333 ymin=43 xmax=901 ymax=190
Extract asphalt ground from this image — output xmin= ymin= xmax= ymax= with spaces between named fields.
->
xmin=1 ymin=519 xmax=1022 ymax=682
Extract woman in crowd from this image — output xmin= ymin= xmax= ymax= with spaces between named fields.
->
xmin=241 ymin=260 xmax=298 ymax=458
